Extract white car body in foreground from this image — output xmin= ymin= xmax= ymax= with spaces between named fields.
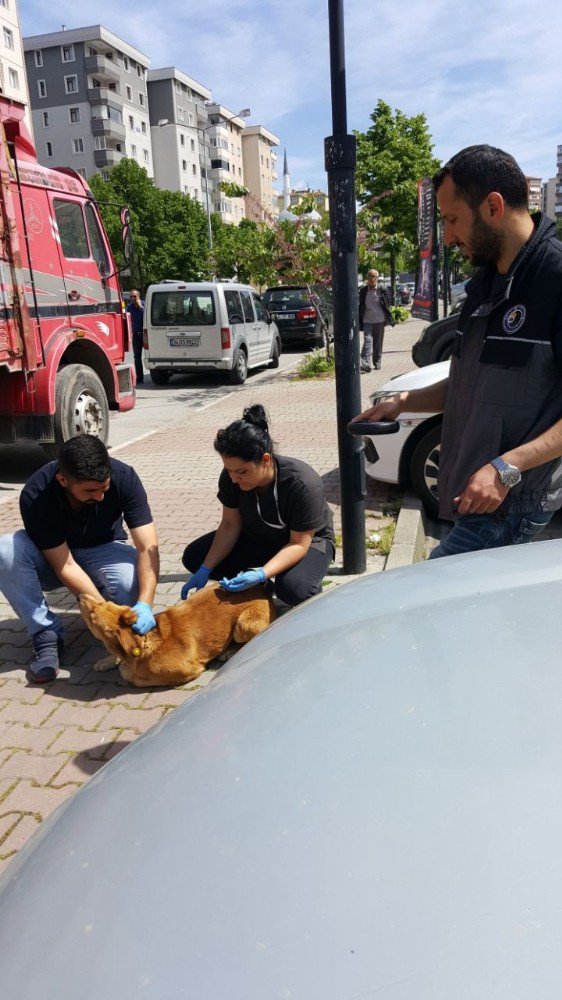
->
xmin=2 ymin=540 xmax=562 ymax=998
xmin=363 ymin=360 xmax=449 ymax=515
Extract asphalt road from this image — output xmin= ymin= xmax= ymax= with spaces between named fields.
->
xmin=0 ymin=345 xmax=308 ymax=499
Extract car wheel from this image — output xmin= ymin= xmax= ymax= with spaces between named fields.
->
xmin=228 ymin=348 xmax=248 ymax=384
xmin=150 ymin=369 xmax=171 ymax=386
xmin=312 ymin=323 xmax=327 ymax=349
xmin=409 ymin=423 xmax=441 ymax=519
xmin=270 ymin=338 xmax=281 ymax=369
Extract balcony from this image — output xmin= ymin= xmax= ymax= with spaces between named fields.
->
xmin=94 ymin=148 xmax=125 ymax=168
xmin=84 ymin=54 xmax=121 ymax=84
xmin=91 ymin=117 xmax=125 ymax=142
xmin=88 ymin=86 xmax=122 ymax=106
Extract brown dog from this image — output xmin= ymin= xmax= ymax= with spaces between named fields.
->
xmin=78 ymin=583 xmax=276 ymax=687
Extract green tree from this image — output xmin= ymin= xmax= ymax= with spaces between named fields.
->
xmin=355 ymin=100 xmax=440 ymax=297
xmin=89 ymin=159 xmax=210 ymax=291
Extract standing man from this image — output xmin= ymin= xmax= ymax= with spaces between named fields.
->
xmin=127 ymin=289 xmax=145 ymax=385
xmin=358 ymin=269 xmax=395 ymax=373
xmin=0 ymin=435 xmax=159 ymax=682
xmin=354 ymin=145 xmax=562 ymax=557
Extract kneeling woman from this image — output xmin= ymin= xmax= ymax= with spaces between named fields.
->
xmin=181 ymin=405 xmax=335 ymax=606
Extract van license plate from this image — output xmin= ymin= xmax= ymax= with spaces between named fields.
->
xmin=169 ymin=336 xmax=200 ymax=347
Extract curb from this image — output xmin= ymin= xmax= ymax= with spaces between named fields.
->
xmin=385 ymin=491 xmax=427 ymax=570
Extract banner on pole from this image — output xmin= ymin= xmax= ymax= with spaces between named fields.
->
xmin=412 ymin=177 xmax=437 ymax=321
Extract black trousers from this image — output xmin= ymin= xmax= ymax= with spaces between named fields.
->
xmin=132 ymin=330 xmax=144 ymax=383
xmin=182 ymin=531 xmax=335 ymax=607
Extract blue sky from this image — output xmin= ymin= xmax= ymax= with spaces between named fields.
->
xmin=21 ymin=0 xmax=562 ymax=193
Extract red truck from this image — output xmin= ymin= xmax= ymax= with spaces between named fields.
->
xmin=0 ymin=97 xmax=135 ymax=457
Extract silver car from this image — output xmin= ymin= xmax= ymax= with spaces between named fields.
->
xmin=1 ymin=540 xmax=562 ymax=998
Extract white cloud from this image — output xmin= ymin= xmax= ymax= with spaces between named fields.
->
xmin=21 ymin=0 xmax=562 ymax=188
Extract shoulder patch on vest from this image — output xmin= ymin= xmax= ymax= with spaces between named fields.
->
xmin=502 ymin=304 xmax=526 ymax=334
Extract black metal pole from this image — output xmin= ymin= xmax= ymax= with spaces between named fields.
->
xmin=324 ymin=0 xmax=366 ymax=574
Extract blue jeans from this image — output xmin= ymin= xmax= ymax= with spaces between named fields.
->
xmin=0 ymin=530 xmax=139 ymax=638
xmin=429 ymin=510 xmax=553 ymax=559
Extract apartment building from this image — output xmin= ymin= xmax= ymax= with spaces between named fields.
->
xmin=556 ymin=146 xmax=562 ymax=218
xmin=0 ymin=0 xmax=31 ymax=133
xmin=206 ymin=102 xmax=247 ymax=224
xmin=23 ymin=25 xmax=153 ymax=180
xmin=277 ymin=187 xmax=329 ymax=215
xmin=147 ymin=67 xmax=211 ymax=209
xmin=542 ymin=176 xmax=556 ymax=219
xmin=241 ymin=124 xmax=279 ymax=222
xmin=525 ymin=175 xmax=542 ymax=214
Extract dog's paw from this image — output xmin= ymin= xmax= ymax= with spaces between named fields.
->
xmin=93 ymin=654 xmax=121 ymax=672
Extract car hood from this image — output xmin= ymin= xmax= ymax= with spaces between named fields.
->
xmin=376 ymin=359 xmax=450 ymax=395
xmin=2 ymin=540 xmax=562 ymax=998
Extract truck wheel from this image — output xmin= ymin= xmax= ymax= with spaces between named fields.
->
xmin=409 ymin=423 xmax=441 ymax=519
xmin=150 ymin=369 xmax=171 ymax=386
xmin=228 ymin=348 xmax=248 ymax=385
xmin=42 ymin=364 xmax=109 ymax=459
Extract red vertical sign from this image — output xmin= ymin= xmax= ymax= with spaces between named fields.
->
xmin=411 ymin=177 xmax=437 ymax=321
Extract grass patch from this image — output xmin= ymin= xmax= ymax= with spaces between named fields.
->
xmin=295 ymin=349 xmax=335 ymax=380
xmin=366 ymin=521 xmax=396 ymax=556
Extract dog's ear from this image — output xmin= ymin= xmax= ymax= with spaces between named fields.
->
xmin=119 ymin=608 xmax=137 ymax=628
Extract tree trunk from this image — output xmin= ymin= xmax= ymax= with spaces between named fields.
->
xmin=389 ymin=252 xmax=396 ymax=305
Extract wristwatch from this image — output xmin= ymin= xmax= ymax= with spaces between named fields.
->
xmin=490 ymin=456 xmax=522 ymax=488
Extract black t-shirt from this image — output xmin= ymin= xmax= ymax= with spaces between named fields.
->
xmin=218 ymin=454 xmax=334 ymax=547
xmin=20 ymin=458 xmax=153 ymax=551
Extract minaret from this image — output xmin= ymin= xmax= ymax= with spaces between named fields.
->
xmin=282 ymin=147 xmax=290 ymax=210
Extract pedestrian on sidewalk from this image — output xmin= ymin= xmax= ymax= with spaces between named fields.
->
xmin=354 ymin=144 xmax=562 ymax=557
xmin=0 ymin=435 xmax=159 ymax=682
xmin=181 ymin=404 xmax=335 ymax=606
xmin=127 ymin=289 xmax=145 ymax=385
xmin=359 ymin=269 xmax=395 ymax=373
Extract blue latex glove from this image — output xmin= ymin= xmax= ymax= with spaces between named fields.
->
xmin=181 ymin=565 xmax=211 ymax=600
xmin=219 ymin=567 xmax=267 ymax=592
xmin=131 ymin=601 xmax=156 ymax=635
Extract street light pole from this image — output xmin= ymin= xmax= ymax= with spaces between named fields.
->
xmin=324 ymin=0 xmax=366 ymax=573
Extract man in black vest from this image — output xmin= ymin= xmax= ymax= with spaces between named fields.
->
xmin=354 ymin=144 xmax=562 ymax=557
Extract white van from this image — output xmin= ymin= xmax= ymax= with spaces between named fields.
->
xmin=143 ymin=281 xmax=282 ymax=385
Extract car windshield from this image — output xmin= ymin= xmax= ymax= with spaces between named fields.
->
xmin=264 ymin=289 xmax=309 ymax=307
xmin=150 ymin=291 xmax=216 ymax=327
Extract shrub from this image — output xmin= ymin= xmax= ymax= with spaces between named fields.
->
xmin=390 ymin=305 xmax=409 ymax=324
xmin=295 ymin=349 xmax=336 ymax=379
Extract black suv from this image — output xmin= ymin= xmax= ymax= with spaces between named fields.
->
xmin=263 ymin=285 xmax=330 ymax=348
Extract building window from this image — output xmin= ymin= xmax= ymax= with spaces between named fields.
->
xmin=128 ymin=115 xmax=134 ymax=129
xmin=131 ymin=144 xmax=137 ymax=158
xmin=72 ymin=138 xmax=85 ymax=154
xmin=182 ymin=160 xmax=187 ymax=171
xmin=3 ymin=27 xmax=13 ymax=50
xmin=141 ymin=121 xmax=146 ymax=134
xmin=180 ymin=134 xmax=185 ymax=146
xmin=69 ymin=107 xmax=80 ymax=124
xmin=8 ymin=68 xmax=18 ymax=88
xmin=138 ymin=93 xmax=144 ymax=107
xmin=0 ymin=0 xmax=9 ymax=8
xmin=76 ymin=168 xmax=86 ymax=178
xmin=123 ymin=55 xmax=129 ymax=72
xmin=101 ymin=170 xmax=110 ymax=181
xmin=126 ymin=85 xmax=132 ymax=101
xmin=136 ymin=64 xmax=142 ymax=77
xmin=64 ymin=75 xmax=78 ymax=95
xmin=45 ymin=141 xmax=53 ymax=158
xmin=34 ymin=49 xmax=42 ymax=67
xmin=61 ymin=44 xmax=75 ymax=62
xmin=94 ymin=137 xmax=106 ymax=150
xmin=192 ymin=163 xmax=197 ymax=175
xmin=37 ymin=79 xmax=47 ymax=98
xmin=143 ymin=149 xmax=149 ymax=163
xmin=190 ymin=138 xmax=195 ymax=151
xmin=42 ymin=111 xmax=50 ymax=127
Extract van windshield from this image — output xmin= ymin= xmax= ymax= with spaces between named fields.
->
xmin=151 ymin=291 xmax=216 ymax=327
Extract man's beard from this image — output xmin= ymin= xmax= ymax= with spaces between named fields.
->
xmin=464 ymin=212 xmax=504 ymax=267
